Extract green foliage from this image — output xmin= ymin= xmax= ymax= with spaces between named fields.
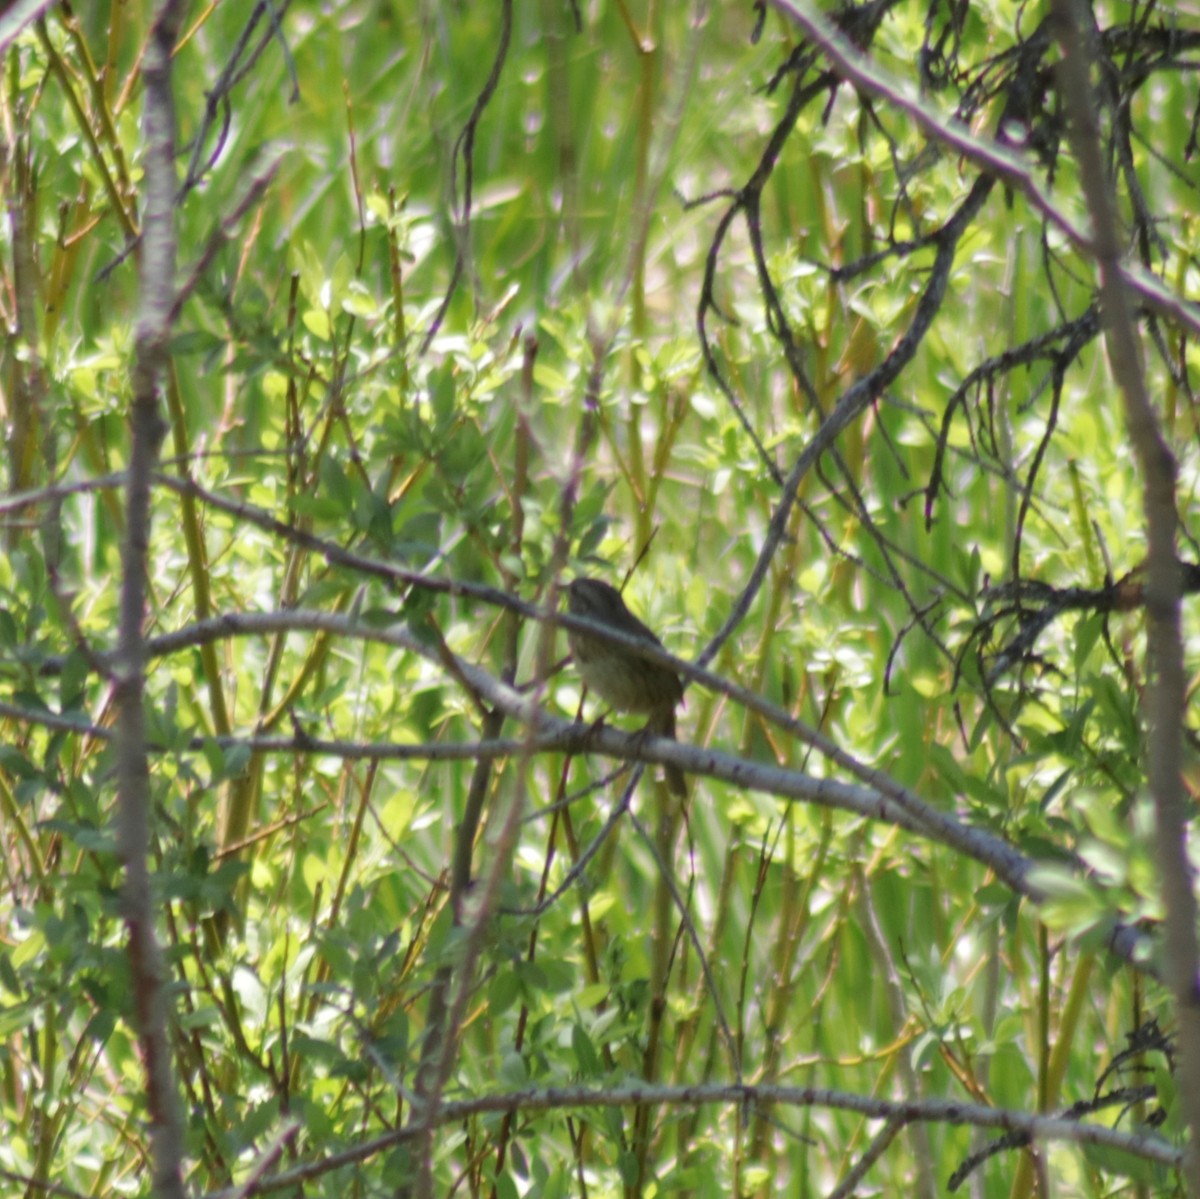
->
xmin=1 ymin=1 xmax=1196 ymax=1197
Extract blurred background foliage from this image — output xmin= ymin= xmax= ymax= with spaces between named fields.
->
xmin=2 ymin=0 xmax=1198 ymax=1196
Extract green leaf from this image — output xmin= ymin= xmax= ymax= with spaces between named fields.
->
xmin=571 ymin=1023 xmax=601 ymax=1078
xmin=1080 ymin=1141 xmax=1171 ymax=1186
xmin=0 ymin=745 xmax=38 ymax=779
xmin=489 ymin=969 xmax=521 ymax=1016
xmin=494 ymin=1172 xmax=520 ymax=1199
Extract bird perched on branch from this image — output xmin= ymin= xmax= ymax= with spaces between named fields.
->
xmin=566 ymin=577 xmax=687 ymax=798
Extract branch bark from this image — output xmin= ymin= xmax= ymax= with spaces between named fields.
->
xmin=203 ymin=1079 xmax=1181 ymax=1198
xmin=767 ymin=0 xmax=1200 ymax=336
xmin=1051 ymin=0 xmax=1200 ymax=1190
xmin=115 ymin=3 xmax=188 ymax=1196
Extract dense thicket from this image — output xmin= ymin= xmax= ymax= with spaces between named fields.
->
xmin=3 ymin=2 xmax=1200 ymax=1196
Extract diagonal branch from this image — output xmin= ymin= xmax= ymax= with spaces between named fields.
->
xmin=767 ymin=0 xmax=1200 ymax=337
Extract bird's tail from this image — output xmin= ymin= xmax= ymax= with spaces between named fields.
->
xmin=656 ymin=708 xmax=688 ymax=799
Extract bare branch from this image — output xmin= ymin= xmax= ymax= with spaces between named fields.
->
xmin=200 ymin=1079 xmax=1180 ymax=1197
xmin=115 ymin=3 xmax=188 ymax=1196
xmin=23 ymin=599 xmax=1154 ymax=972
xmin=767 ymin=0 xmax=1200 ymax=336
xmin=1051 ymin=0 xmax=1200 ymax=1189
